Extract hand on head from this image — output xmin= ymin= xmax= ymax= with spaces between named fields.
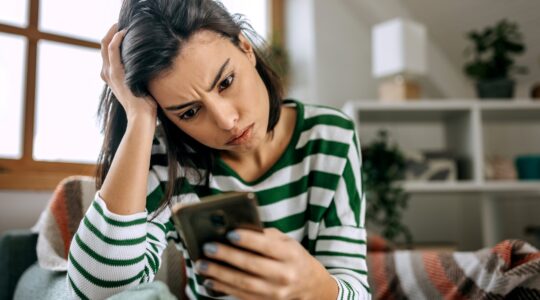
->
xmin=100 ymin=23 xmax=157 ymax=123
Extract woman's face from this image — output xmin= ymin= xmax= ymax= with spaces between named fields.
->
xmin=148 ymin=30 xmax=270 ymax=155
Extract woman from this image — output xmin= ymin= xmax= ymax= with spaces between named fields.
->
xmin=67 ymin=0 xmax=369 ymax=299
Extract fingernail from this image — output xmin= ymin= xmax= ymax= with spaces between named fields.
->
xmin=227 ymin=230 xmax=240 ymax=242
xmin=196 ymin=260 xmax=208 ymax=272
xmin=203 ymin=243 xmax=217 ymax=255
xmin=203 ymin=279 xmax=213 ymax=288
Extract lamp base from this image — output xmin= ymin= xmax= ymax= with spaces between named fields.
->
xmin=379 ymin=77 xmax=420 ymax=101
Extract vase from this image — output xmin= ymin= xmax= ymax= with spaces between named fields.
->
xmin=515 ymin=155 xmax=540 ymax=180
xmin=476 ymin=78 xmax=515 ymax=99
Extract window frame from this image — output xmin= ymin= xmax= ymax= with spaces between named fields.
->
xmin=0 ymin=0 xmax=285 ymax=190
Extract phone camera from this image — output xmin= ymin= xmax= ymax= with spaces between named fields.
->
xmin=209 ymin=211 xmax=227 ymax=229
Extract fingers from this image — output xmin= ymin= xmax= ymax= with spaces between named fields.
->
xmin=229 ymin=228 xmax=293 ymax=260
xmin=201 ymin=242 xmax=286 ymax=283
xmin=108 ymin=29 xmax=127 ymax=75
xmin=100 ymin=23 xmax=118 ymax=82
xmin=100 ymin=23 xmax=118 ymax=62
xmin=96 ymin=24 xmax=157 ymax=120
xmin=202 ymin=279 xmax=266 ymax=300
xmin=195 ymin=260 xmax=269 ymax=297
xmin=99 ymin=23 xmax=127 ymax=87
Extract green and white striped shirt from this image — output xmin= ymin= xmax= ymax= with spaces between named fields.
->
xmin=67 ymin=99 xmax=370 ymax=299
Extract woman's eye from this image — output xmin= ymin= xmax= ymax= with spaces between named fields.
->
xmin=218 ymin=74 xmax=234 ymax=92
xmin=179 ymin=106 xmax=200 ymax=120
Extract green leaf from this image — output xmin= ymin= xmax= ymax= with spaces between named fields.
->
xmin=462 ymin=18 xmax=526 ymax=80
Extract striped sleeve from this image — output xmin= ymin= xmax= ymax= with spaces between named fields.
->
xmin=66 ymin=170 xmax=173 ymax=300
xmin=315 ymin=129 xmax=371 ymax=299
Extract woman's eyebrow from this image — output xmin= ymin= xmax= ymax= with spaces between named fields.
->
xmin=165 ymin=58 xmax=231 ymax=112
xmin=206 ymin=58 xmax=230 ymax=92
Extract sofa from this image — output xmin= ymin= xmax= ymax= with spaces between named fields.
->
xmin=1 ymin=176 xmax=539 ymax=300
xmin=0 ymin=176 xmax=185 ymax=300
xmin=0 ymin=229 xmax=186 ymax=300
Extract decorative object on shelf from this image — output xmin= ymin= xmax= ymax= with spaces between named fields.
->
xmin=485 ymin=155 xmax=517 ymax=180
xmin=404 ymin=150 xmax=457 ymax=181
xmin=515 ymin=154 xmax=540 ymax=180
xmin=362 ymin=130 xmax=413 ymax=246
xmin=463 ymin=19 xmax=527 ymax=99
xmin=372 ymin=18 xmax=427 ymax=102
xmin=531 ymin=82 xmax=540 ymax=99
xmin=525 ymin=225 xmax=540 ymax=245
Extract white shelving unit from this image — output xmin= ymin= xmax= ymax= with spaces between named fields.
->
xmin=342 ymin=99 xmax=540 ymax=247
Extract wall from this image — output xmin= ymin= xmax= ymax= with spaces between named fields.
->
xmin=283 ymin=0 xmax=540 ymax=250
xmin=0 ymin=190 xmax=51 ymax=234
xmin=285 ymin=0 xmax=378 ymax=108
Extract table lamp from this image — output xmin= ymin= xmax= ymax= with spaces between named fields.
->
xmin=372 ymin=18 xmax=427 ymax=101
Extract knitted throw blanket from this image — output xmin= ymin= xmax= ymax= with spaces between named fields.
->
xmin=33 ymin=176 xmax=187 ymax=298
xmin=368 ymin=239 xmax=540 ymax=299
xmin=34 ymin=176 xmax=96 ymax=271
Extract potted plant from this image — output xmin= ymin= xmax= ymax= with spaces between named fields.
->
xmin=265 ymin=32 xmax=290 ymax=91
xmin=362 ymin=130 xmax=413 ymax=246
xmin=463 ymin=19 xmax=527 ymax=99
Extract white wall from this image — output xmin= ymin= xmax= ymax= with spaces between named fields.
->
xmin=0 ymin=190 xmax=51 ymax=234
xmin=312 ymin=0 xmax=378 ymax=107
xmin=284 ymin=0 xmax=318 ymax=103
xmin=285 ymin=0 xmax=378 ymax=108
xmin=285 ymin=0 xmax=475 ymax=108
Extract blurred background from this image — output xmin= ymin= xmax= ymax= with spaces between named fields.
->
xmin=1 ymin=0 xmax=539 ymax=251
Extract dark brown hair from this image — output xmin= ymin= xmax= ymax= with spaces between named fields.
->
xmin=96 ymin=0 xmax=284 ymax=214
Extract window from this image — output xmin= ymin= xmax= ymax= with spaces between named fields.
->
xmin=221 ymin=0 xmax=270 ymax=40
xmin=0 ymin=0 xmax=283 ymax=190
xmin=34 ymin=41 xmax=104 ymax=163
xmin=0 ymin=33 xmax=26 ymax=160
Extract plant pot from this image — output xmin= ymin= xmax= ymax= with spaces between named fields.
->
xmin=515 ymin=155 xmax=540 ymax=180
xmin=475 ymin=78 xmax=515 ymax=99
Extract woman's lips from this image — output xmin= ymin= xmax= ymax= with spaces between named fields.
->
xmin=226 ymin=123 xmax=254 ymax=145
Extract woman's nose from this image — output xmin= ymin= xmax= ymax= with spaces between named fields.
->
xmin=207 ymin=98 xmax=238 ymax=130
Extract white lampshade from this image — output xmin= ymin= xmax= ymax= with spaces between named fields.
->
xmin=372 ymin=18 xmax=427 ymax=78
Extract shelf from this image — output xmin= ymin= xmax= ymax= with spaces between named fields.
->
xmin=478 ymin=100 xmax=540 ymax=110
xmin=401 ymin=181 xmax=540 ymax=194
xmin=343 ymin=101 xmax=472 ymax=122
xmin=481 ymin=181 xmax=540 ymax=192
xmin=343 ymin=99 xmax=540 ymax=113
xmin=343 ymin=99 xmax=540 ymax=248
xmin=402 ymin=181 xmax=479 ymax=193
xmin=343 ymin=100 xmax=473 ymax=110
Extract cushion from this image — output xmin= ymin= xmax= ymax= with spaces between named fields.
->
xmin=13 ymin=263 xmax=69 ymax=300
xmin=34 ymin=176 xmax=96 ymax=271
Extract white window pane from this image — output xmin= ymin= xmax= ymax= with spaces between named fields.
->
xmin=34 ymin=41 xmax=103 ymax=163
xmin=0 ymin=0 xmax=29 ymax=27
xmin=220 ymin=0 xmax=269 ymax=41
xmin=39 ymin=0 xmax=122 ymax=42
xmin=0 ymin=33 xmax=26 ymax=159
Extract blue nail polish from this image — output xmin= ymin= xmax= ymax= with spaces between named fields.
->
xmin=227 ymin=230 xmax=240 ymax=242
xmin=203 ymin=243 xmax=217 ymax=255
xmin=196 ymin=260 xmax=208 ymax=272
xmin=203 ymin=279 xmax=213 ymax=288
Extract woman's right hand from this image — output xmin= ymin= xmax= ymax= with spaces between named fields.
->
xmin=100 ymin=24 xmax=157 ymax=124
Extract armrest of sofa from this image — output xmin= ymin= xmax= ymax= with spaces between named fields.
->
xmin=0 ymin=229 xmax=38 ymax=300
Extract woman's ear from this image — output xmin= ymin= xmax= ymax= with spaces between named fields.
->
xmin=238 ymin=34 xmax=256 ymax=67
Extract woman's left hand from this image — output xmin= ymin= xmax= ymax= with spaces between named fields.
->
xmin=195 ymin=228 xmax=338 ymax=300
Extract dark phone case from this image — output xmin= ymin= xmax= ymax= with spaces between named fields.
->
xmin=171 ymin=192 xmax=263 ymax=262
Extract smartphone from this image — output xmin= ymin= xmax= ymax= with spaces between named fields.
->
xmin=171 ymin=192 xmax=263 ymax=262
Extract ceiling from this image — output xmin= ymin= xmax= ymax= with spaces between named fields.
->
xmin=402 ymin=0 xmax=540 ymax=86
